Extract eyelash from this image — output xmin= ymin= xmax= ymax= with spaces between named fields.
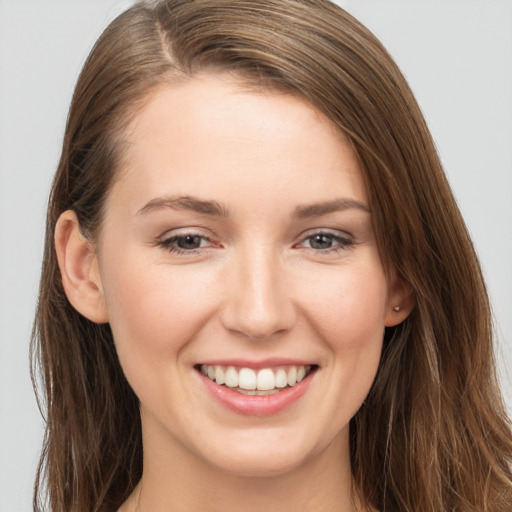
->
xmin=157 ymin=233 xmax=214 ymax=255
xmin=297 ymin=231 xmax=354 ymax=254
xmin=157 ymin=231 xmax=354 ymax=256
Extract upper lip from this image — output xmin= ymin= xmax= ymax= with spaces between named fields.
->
xmin=196 ymin=358 xmax=316 ymax=369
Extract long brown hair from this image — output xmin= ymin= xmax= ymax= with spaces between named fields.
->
xmin=31 ymin=1 xmax=512 ymax=511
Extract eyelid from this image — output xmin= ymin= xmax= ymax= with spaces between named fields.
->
xmin=156 ymin=227 xmax=222 ymax=255
xmin=296 ymin=227 xmax=353 ymax=242
xmin=295 ymin=228 xmax=354 ymax=252
xmin=157 ymin=224 xmax=220 ymax=242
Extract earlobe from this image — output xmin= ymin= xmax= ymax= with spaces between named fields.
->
xmin=54 ymin=210 xmax=109 ymax=323
xmin=385 ymin=277 xmax=415 ymax=327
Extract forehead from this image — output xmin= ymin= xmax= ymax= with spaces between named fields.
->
xmin=107 ymin=74 xmax=367 ymax=216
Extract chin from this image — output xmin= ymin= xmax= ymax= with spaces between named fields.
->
xmin=195 ymin=426 xmax=341 ymax=479
xmin=207 ymin=448 xmax=312 ymax=479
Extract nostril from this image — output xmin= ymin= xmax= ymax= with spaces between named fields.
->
xmin=220 ymin=304 xmax=296 ymax=341
xmin=218 ymin=262 xmax=296 ymax=340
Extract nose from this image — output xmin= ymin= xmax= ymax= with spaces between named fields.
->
xmin=219 ymin=248 xmax=296 ymax=340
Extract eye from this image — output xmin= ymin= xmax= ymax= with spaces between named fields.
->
xmin=307 ymin=233 xmax=337 ymax=250
xmin=173 ymin=234 xmax=204 ymax=250
xmin=158 ymin=233 xmax=214 ymax=254
xmin=298 ymin=231 xmax=353 ymax=253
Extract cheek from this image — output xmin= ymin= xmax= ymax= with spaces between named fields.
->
xmin=302 ymin=264 xmax=388 ymax=418
xmin=302 ymin=263 xmax=389 ymax=349
xmin=99 ymin=254 xmax=218 ymax=378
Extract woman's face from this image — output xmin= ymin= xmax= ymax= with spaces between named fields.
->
xmin=95 ymin=75 xmax=405 ymax=477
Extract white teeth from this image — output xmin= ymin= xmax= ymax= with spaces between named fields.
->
xmin=257 ymin=369 xmax=275 ymax=390
xmin=200 ymin=364 xmax=313 ymax=392
xmin=275 ymin=368 xmax=288 ymax=388
xmin=224 ymin=366 xmax=238 ymax=388
xmin=215 ymin=366 xmax=225 ymax=385
xmin=239 ymin=368 xmax=257 ymax=390
xmin=287 ymin=366 xmax=297 ymax=386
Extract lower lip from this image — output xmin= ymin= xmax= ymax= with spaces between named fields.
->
xmin=199 ymin=371 xmax=313 ymax=417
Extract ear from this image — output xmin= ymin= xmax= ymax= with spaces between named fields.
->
xmin=385 ymin=273 xmax=415 ymax=327
xmin=54 ymin=210 xmax=109 ymax=323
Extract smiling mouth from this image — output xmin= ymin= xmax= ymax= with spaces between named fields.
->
xmin=196 ymin=364 xmax=316 ymax=395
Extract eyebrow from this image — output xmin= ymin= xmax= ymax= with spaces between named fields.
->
xmin=292 ymin=198 xmax=370 ymax=219
xmin=137 ymin=195 xmax=230 ymax=217
xmin=136 ymin=195 xmax=370 ymax=218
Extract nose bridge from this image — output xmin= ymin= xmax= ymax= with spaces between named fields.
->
xmin=221 ymin=243 xmax=295 ymax=340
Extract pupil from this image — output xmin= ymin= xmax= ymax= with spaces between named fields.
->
xmin=178 ymin=235 xmax=201 ymax=249
xmin=311 ymin=234 xmax=332 ymax=249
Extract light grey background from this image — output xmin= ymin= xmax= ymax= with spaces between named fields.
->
xmin=1 ymin=1 xmax=511 ymax=510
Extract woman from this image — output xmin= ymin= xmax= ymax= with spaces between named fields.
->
xmin=31 ymin=0 xmax=512 ymax=511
